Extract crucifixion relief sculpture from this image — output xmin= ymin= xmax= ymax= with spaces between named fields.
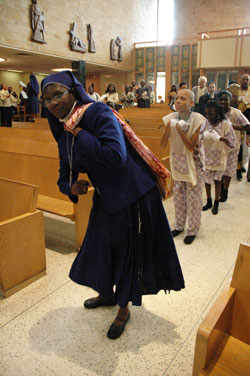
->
xmin=87 ymin=24 xmax=96 ymax=53
xmin=110 ymin=39 xmax=117 ymax=60
xmin=110 ymin=36 xmax=123 ymax=61
xmin=70 ymin=22 xmax=87 ymax=53
xmin=116 ymin=36 xmax=123 ymax=62
xmin=30 ymin=0 xmax=47 ymax=43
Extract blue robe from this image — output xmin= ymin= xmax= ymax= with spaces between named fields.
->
xmin=57 ymin=102 xmax=184 ymax=306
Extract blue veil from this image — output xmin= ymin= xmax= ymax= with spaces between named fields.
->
xmin=41 ymin=70 xmax=94 ymax=141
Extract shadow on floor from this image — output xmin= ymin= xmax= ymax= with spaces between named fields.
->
xmin=44 ymin=216 xmax=77 ymax=254
xmin=29 ymin=305 xmax=181 ymax=375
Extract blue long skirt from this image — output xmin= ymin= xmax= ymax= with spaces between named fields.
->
xmin=69 ymin=185 xmax=185 ymax=307
xmin=26 ymin=96 xmax=39 ymax=114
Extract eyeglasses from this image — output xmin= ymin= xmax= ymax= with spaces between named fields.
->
xmin=43 ymin=90 xmax=71 ymax=107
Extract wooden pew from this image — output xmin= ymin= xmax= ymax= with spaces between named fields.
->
xmin=131 ymin=123 xmax=163 ymax=129
xmin=0 ymin=128 xmax=94 ymax=249
xmin=120 ymin=107 xmax=171 ymax=128
xmin=0 ymin=125 xmax=170 ymax=247
xmin=0 ymin=177 xmax=46 ymax=297
xmin=13 ymin=118 xmax=50 ymax=130
xmin=130 ymin=127 xmax=164 ymax=138
xmin=12 ymin=105 xmax=28 ymax=122
xmin=192 ymin=242 xmax=250 ymax=376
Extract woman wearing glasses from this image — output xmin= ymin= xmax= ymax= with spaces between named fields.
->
xmin=41 ymin=71 xmax=184 ymax=339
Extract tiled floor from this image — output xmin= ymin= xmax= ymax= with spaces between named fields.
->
xmin=1 ymin=176 xmax=250 ymax=376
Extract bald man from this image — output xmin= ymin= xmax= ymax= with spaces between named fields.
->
xmin=161 ymin=89 xmax=206 ymax=244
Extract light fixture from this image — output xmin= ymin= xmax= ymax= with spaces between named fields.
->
xmin=201 ymin=33 xmax=210 ymax=39
xmin=7 ymin=69 xmax=23 ymax=73
xmin=0 ymin=58 xmax=7 ymax=62
xmin=51 ymin=68 xmax=72 ymax=72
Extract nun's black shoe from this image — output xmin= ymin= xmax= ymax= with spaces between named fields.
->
xmin=107 ymin=311 xmax=130 ymax=339
xmin=84 ymin=296 xmax=116 ymax=309
xmin=184 ymin=235 xmax=195 ymax=244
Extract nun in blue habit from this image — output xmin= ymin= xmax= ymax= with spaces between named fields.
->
xmin=41 ymin=71 xmax=185 ymax=339
xmin=25 ymin=73 xmax=40 ymax=117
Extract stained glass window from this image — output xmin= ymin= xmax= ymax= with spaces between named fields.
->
xmin=206 ymin=71 xmax=216 ymax=85
xmin=217 ymin=71 xmax=227 ymax=90
xmin=171 ymin=45 xmax=180 ymax=86
xmin=145 ymin=48 xmax=155 ymax=89
xmin=191 ymin=44 xmax=199 ymax=88
xmin=181 ymin=45 xmax=190 ymax=83
xmin=136 ymin=49 xmax=144 ymax=72
xmin=228 ymin=70 xmax=239 ymax=84
xmin=135 ymin=73 xmax=144 ymax=85
xmin=157 ymin=47 xmax=166 ymax=72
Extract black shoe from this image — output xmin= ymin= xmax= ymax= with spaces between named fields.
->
xmin=202 ymin=198 xmax=212 ymax=211
xmin=212 ymin=200 xmax=219 ymax=215
xmin=248 ymin=178 xmax=250 ymax=182
xmin=241 ymin=167 xmax=246 ymax=173
xmin=184 ymin=235 xmax=195 ymax=244
xmin=84 ymin=296 xmax=116 ymax=309
xmin=107 ymin=312 xmax=130 ymax=339
xmin=172 ymin=229 xmax=183 ymax=237
xmin=220 ymin=189 xmax=228 ymax=202
xmin=237 ymin=169 xmax=242 ymax=181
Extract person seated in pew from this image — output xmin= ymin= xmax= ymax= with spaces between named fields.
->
xmin=100 ymin=83 xmax=119 ymax=108
xmin=161 ymin=89 xmax=206 ymax=244
xmin=41 ymin=70 xmax=185 ymax=340
xmin=87 ymin=85 xmax=101 ymax=102
xmin=136 ymin=80 xmax=151 ymax=108
xmin=120 ymin=85 xmax=135 ymax=108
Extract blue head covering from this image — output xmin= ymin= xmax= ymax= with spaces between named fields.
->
xmin=41 ymin=70 xmax=94 ymax=141
xmin=30 ymin=73 xmax=39 ymax=96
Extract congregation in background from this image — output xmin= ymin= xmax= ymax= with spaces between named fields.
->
xmin=86 ymin=79 xmax=155 ymax=110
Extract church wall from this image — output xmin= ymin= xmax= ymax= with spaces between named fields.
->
xmin=0 ymin=0 xmax=158 ymax=71
xmin=174 ymin=0 xmax=250 ymax=39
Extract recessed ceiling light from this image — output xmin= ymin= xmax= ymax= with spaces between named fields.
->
xmin=0 ymin=58 xmax=6 ymax=62
xmin=8 ymin=69 xmax=23 ymax=73
xmin=51 ymin=68 xmax=72 ymax=72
